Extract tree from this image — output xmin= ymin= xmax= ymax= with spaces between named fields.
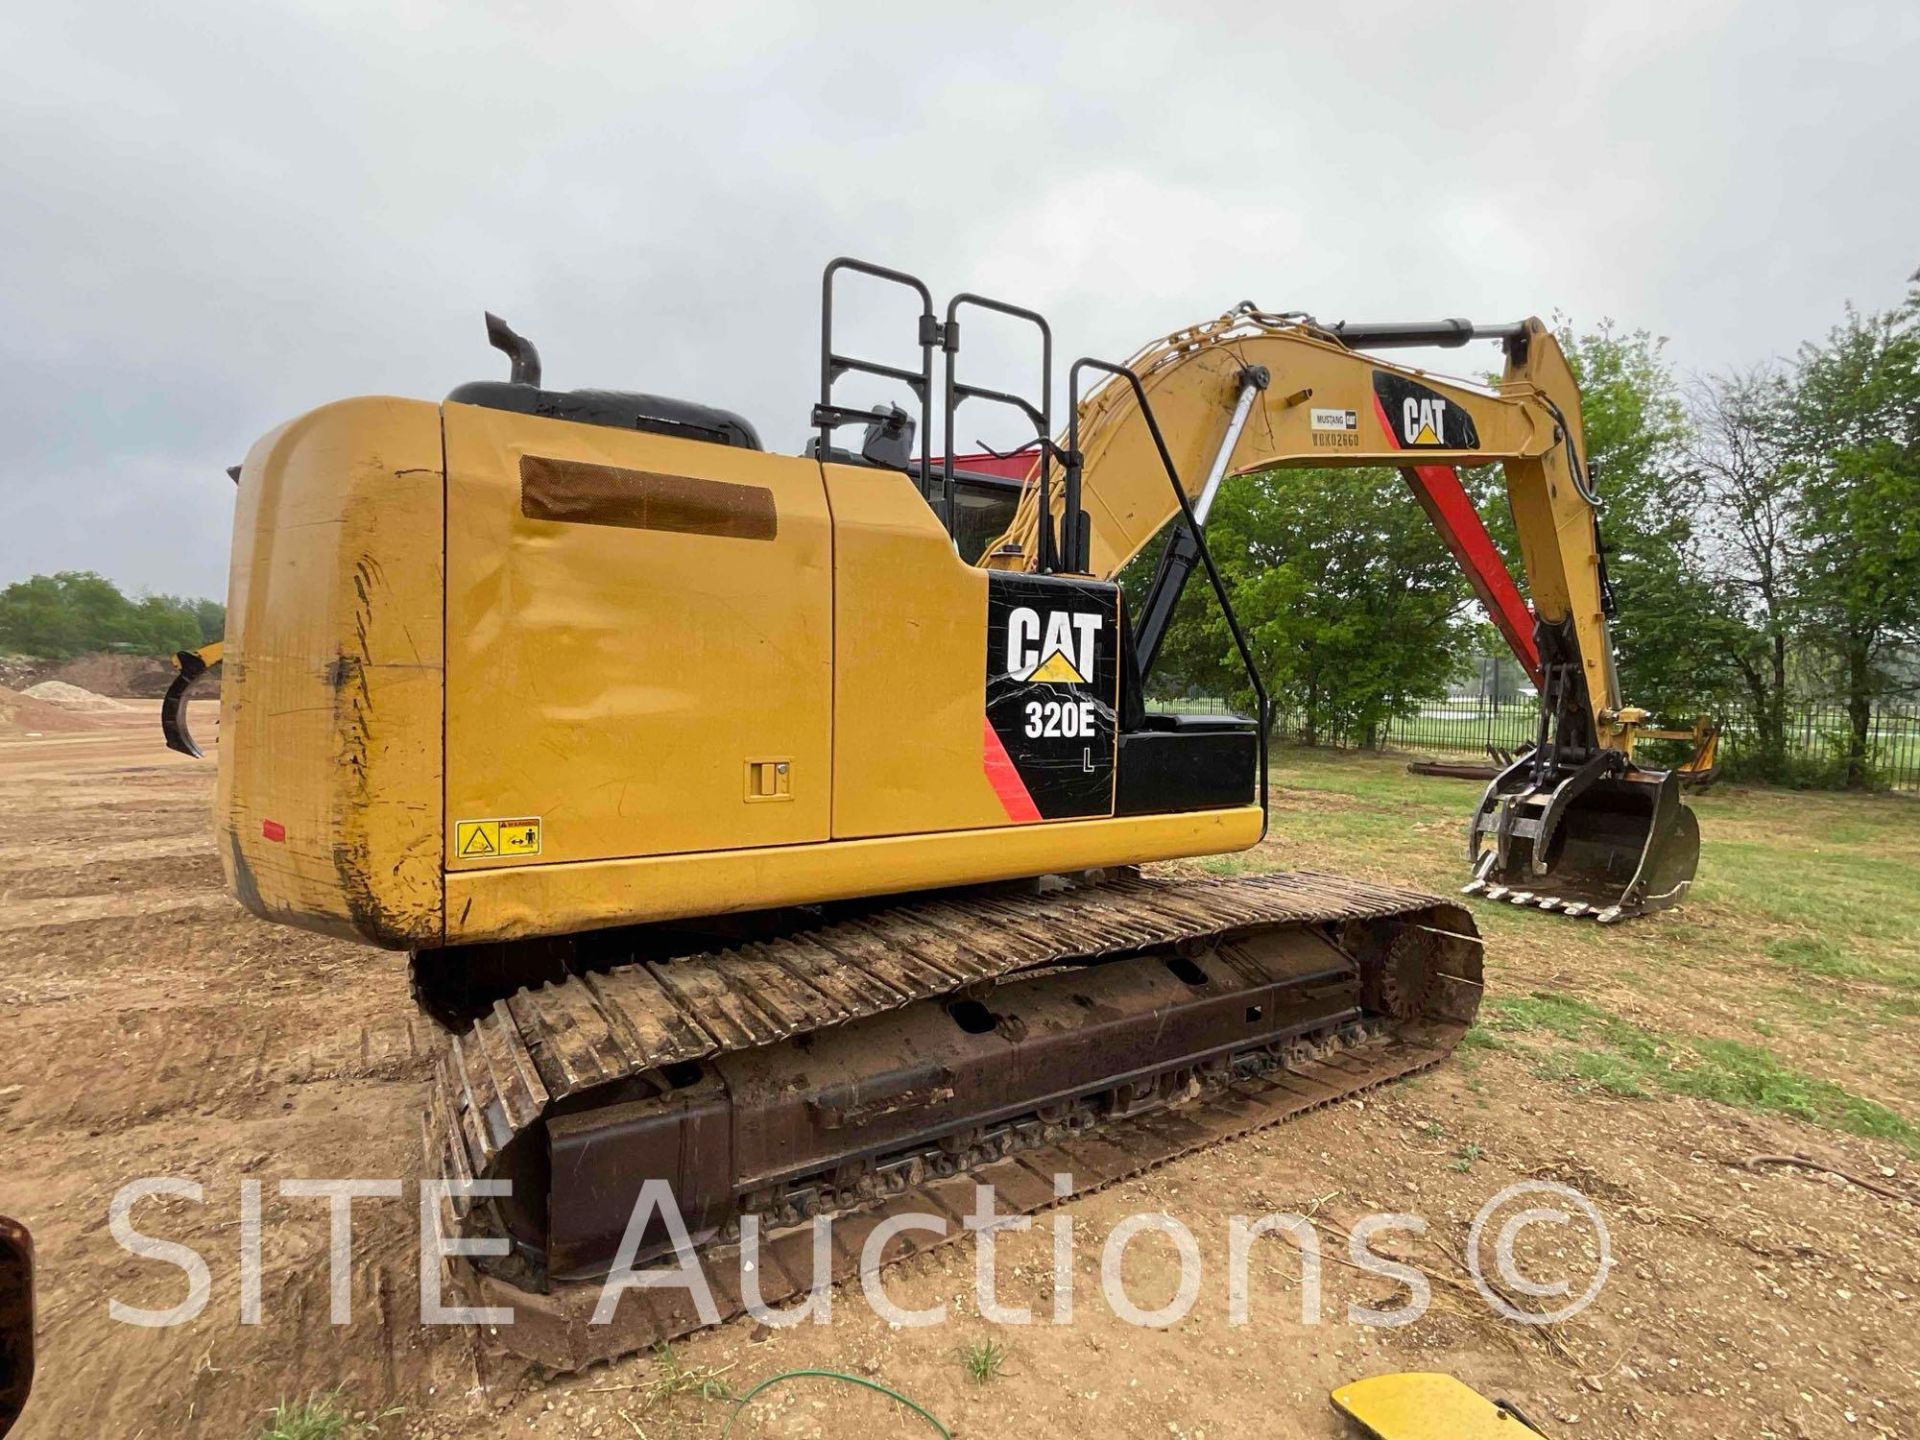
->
xmin=1554 ymin=322 xmax=1747 ymax=720
xmin=1783 ymin=282 xmax=1920 ymax=786
xmin=1686 ymin=365 xmax=1801 ymax=770
xmin=188 ymin=596 xmax=227 ymax=646
xmin=0 ymin=571 xmax=218 ymax=660
xmin=1141 ymin=466 xmax=1475 ymax=746
xmin=1464 ymin=321 xmax=1742 ymax=722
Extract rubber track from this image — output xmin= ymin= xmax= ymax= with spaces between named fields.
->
xmin=426 ymin=870 xmax=1481 ymax=1367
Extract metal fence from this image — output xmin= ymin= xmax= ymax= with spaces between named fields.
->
xmin=1713 ymin=700 xmax=1920 ymax=791
xmin=1377 ymin=696 xmax=1920 ymax=792
xmin=1154 ymin=694 xmax=1920 ymax=791
xmin=1377 ymin=698 xmax=1537 ymax=761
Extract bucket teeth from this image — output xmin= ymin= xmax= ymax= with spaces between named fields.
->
xmin=1461 ymin=759 xmax=1699 ymax=928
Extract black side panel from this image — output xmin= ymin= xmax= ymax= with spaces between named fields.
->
xmin=447 ymin=381 xmax=763 ymax=450
xmin=1115 ymin=729 xmax=1258 ymax=816
xmin=985 ymin=572 xmax=1119 ymax=820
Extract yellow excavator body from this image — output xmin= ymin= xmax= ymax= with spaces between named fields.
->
xmin=176 ymin=259 xmax=1694 ymax=1367
xmin=213 ymin=394 xmax=1260 ymax=950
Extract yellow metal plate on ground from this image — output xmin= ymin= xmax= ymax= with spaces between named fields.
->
xmin=1331 ymin=1373 xmax=1550 ymax=1439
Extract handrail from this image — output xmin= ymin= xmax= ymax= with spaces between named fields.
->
xmin=817 ymin=258 xmax=937 ymax=478
xmin=1068 ymin=356 xmax=1272 ymax=831
xmin=943 ymin=293 xmax=1052 ymax=561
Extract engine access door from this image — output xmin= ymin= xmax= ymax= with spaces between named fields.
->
xmin=443 ymin=403 xmax=833 ymax=868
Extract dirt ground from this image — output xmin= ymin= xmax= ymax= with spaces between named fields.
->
xmin=1 ymin=719 xmax=1914 ymax=1439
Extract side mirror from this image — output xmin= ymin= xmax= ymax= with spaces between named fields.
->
xmin=859 ymin=403 xmax=915 ymax=472
xmin=0 ymin=1217 xmax=31 ymax=1438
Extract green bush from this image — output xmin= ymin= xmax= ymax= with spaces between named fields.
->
xmin=0 ymin=571 xmax=222 ymax=660
xmin=1720 ymin=729 xmax=1885 ymax=790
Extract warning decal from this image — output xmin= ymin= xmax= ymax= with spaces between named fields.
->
xmin=455 ymin=817 xmax=542 ymax=860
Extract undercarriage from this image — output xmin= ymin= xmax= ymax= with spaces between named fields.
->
xmin=418 ymin=869 xmax=1482 ymax=1369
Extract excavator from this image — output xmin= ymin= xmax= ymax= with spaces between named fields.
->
xmin=163 ymin=258 xmax=1697 ymax=1365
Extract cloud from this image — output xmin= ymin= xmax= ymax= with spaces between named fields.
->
xmin=1 ymin=0 xmax=1914 ymax=595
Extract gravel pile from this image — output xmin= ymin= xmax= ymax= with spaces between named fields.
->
xmin=20 ymin=680 xmax=131 ymax=712
xmin=0 ymin=686 xmax=104 ymax=734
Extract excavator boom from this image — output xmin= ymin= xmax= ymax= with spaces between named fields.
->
xmin=984 ymin=304 xmax=1700 ymax=920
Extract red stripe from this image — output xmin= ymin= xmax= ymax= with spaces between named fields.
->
xmin=1371 ymin=392 xmax=1401 ymax=449
xmin=981 ymin=718 xmax=1042 ymax=823
xmin=1373 ymin=389 xmax=1540 ymax=681
xmin=1400 ymin=465 xmax=1542 ymax=684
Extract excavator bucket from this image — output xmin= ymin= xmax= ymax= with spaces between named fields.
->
xmin=1465 ymin=756 xmax=1699 ymax=921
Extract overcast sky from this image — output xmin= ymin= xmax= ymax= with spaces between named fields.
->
xmin=2 ymin=1 xmax=1915 ymax=598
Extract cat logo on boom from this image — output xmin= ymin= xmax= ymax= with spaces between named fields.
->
xmin=1371 ymin=370 xmax=1481 ymax=450
xmin=1006 ymin=606 xmax=1101 ymax=685
xmin=1402 ymin=395 xmax=1448 ymax=445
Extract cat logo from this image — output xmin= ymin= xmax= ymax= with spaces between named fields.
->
xmin=1371 ymin=371 xmax=1481 ymax=450
xmin=1402 ymin=395 xmax=1448 ymax=446
xmin=1007 ymin=606 xmax=1101 ymax=685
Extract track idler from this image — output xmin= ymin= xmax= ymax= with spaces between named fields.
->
xmin=1465 ymin=751 xmax=1700 ymax=921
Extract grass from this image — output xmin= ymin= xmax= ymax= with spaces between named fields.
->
xmin=1765 ymin=982 xmax=1846 ymax=1027
xmin=1764 ymin=934 xmax=1918 ymax=989
xmin=1196 ymin=853 xmax=1256 ymax=877
xmin=958 ymin=1338 xmax=1011 ymax=1384
xmin=642 ymin=1343 xmax=736 ymax=1405
xmin=1706 ymin=842 xmax=1920 ymax=943
xmin=1485 ymin=991 xmax=1916 ymax=1148
xmin=1248 ymin=749 xmax=1920 ymax=1137
xmin=256 ymin=1391 xmax=399 ymax=1440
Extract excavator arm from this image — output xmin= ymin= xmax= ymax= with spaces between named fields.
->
xmin=988 ymin=309 xmax=1620 ymax=732
xmin=984 ymin=307 xmax=1698 ymax=920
